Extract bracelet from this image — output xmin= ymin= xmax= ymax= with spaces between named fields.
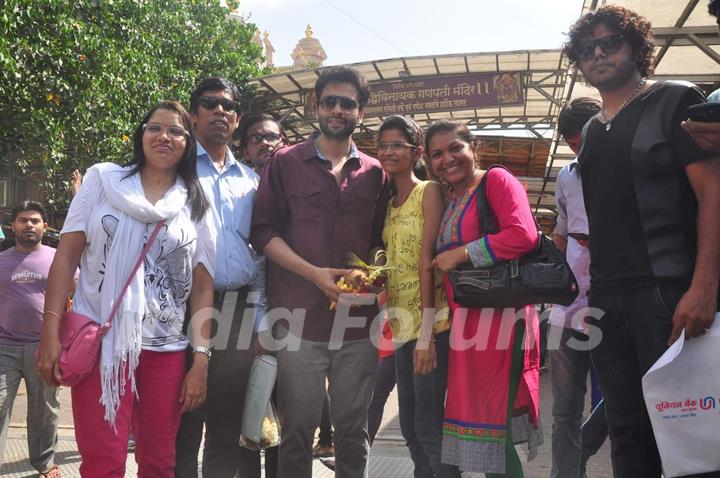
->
xmin=44 ymin=310 xmax=62 ymax=321
xmin=463 ymin=246 xmax=470 ymax=262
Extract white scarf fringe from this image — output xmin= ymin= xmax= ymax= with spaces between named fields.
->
xmin=92 ymin=163 xmax=187 ymax=427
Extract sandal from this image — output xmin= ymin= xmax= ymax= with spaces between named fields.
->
xmin=38 ymin=465 xmax=61 ymax=478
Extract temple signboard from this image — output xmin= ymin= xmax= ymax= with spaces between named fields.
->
xmin=303 ymin=72 xmax=524 ymax=119
xmin=365 ymin=72 xmax=524 ymax=116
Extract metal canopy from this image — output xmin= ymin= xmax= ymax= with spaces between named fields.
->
xmin=248 ymin=49 xmax=569 ymax=142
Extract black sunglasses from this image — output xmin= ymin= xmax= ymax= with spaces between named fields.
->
xmin=576 ymin=34 xmax=626 ymax=60
xmin=198 ymin=96 xmax=242 ymax=114
xmin=319 ymin=95 xmax=359 ymax=111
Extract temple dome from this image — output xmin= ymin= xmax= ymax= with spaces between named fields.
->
xmin=291 ymin=24 xmax=327 ymax=69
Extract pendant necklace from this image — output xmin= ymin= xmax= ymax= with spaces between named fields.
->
xmin=601 ymin=77 xmax=646 ymax=131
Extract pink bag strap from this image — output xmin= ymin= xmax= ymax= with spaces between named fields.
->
xmin=101 ymin=220 xmax=165 ymax=332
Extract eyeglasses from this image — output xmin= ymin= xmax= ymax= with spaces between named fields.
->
xmin=377 ymin=141 xmax=417 ymax=152
xmin=198 ymin=96 xmax=242 ymax=114
xmin=319 ymin=95 xmax=359 ymax=112
xmin=142 ymin=123 xmax=189 ymax=138
xmin=575 ymin=34 xmax=626 ymax=61
xmin=247 ymin=133 xmax=282 ymax=145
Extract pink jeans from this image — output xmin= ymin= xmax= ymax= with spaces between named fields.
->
xmin=71 ymin=350 xmax=186 ymax=478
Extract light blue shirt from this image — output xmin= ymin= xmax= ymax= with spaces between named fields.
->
xmin=553 ymin=160 xmax=588 ymax=237
xmin=314 ymin=138 xmax=360 ymax=163
xmin=708 ymin=88 xmax=720 ymax=104
xmin=196 ymin=142 xmax=268 ymax=332
xmin=550 ymin=158 xmax=591 ymax=330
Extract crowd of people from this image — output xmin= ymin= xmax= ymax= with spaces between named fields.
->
xmin=0 ymin=3 xmax=719 ymax=478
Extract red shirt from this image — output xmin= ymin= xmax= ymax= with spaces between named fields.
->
xmin=251 ymin=134 xmax=390 ymax=341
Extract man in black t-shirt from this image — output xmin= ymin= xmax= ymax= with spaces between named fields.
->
xmin=563 ymin=6 xmax=720 ymax=478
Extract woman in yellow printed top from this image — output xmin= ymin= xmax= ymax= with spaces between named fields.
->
xmin=379 ymin=116 xmax=460 ymax=478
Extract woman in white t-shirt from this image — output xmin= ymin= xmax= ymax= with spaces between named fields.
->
xmin=37 ymin=100 xmax=215 ymax=477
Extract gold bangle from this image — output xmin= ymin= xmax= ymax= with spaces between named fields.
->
xmin=44 ymin=310 xmax=62 ymax=321
xmin=463 ymin=246 xmax=470 ymax=262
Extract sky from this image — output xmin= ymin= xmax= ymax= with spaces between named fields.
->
xmin=238 ymin=0 xmax=586 ymax=67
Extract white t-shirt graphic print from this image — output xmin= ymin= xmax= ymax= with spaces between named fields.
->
xmin=62 ymin=166 xmax=215 ymax=352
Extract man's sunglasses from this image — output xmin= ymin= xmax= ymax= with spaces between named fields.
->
xmin=198 ymin=96 xmax=242 ymax=114
xmin=319 ymin=95 xmax=359 ymax=112
xmin=575 ymin=34 xmax=625 ymax=61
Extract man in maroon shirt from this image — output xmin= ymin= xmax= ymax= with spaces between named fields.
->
xmin=251 ymin=66 xmax=389 ymax=478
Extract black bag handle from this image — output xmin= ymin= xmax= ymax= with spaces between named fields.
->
xmin=476 ymin=165 xmax=540 ymax=236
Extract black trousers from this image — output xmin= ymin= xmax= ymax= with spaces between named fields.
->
xmin=174 ymin=347 xmax=207 ymax=478
xmin=174 ymin=289 xmax=278 ymax=478
xmin=589 ymin=284 xmax=720 ymax=478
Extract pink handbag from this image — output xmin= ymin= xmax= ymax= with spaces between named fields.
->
xmin=54 ymin=222 xmax=164 ymax=386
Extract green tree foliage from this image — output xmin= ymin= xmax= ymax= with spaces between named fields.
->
xmin=0 ymin=0 xmax=266 ymax=208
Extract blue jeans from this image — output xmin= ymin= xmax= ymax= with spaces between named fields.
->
xmin=395 ymin=331 xmax=460 ymax=478
xmin=368 ymin=355 xmax=396 ymax=444
xmin=549 ymin=326 xmax=597 ymax=478
xmin=589 ymin=284 xmax=720 ymax=478
xmin=589 ymin=368 xmax=602 ymax=410
xmin=581 ymin=400 xmax=608 ymax=464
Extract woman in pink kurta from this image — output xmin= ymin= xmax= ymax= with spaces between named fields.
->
xmin=427 ymin=120 xmax=541 ymax=476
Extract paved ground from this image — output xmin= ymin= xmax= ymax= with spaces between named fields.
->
xmin=0 ymin=371 xmax=612 ymax=477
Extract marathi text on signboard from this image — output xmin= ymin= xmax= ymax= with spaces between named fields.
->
xmin=303 ymin=72 xmax=524 ymax=119
xmin=365 ymin=72 xmax=524 ymax=117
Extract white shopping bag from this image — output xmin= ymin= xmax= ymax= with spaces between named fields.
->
xmin=642 ymin=313 xmax=720 ymax=477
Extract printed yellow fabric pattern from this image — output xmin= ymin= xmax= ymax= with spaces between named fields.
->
xmin=382 ymin=181 xmax=450 ymax=343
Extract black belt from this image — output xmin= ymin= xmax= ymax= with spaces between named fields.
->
xmin=213 ymin=286 xmax=251 ymax=304
xmin=568 ymin=232 xmax=589 ymax=241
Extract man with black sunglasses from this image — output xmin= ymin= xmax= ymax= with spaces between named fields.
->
xmin=175 ymin=77 xmax=275 ymax=478
xmin=251 ymin=66 xmax=390 ymax=478
xmin=564 ymin=6 xmax=720 ymax=478
xmin=238 ymin=112 xmax=289 ymax=174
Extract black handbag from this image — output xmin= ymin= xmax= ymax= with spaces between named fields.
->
xmin=447 ymin=165 xmax=579 ymax=309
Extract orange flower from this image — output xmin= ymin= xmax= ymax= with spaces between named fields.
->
xmin=121 ymin=134 xmax=130 ymax=142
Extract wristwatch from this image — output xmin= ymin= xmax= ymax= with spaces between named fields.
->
xmin=193 ymin=346 xmax=212 ymax=360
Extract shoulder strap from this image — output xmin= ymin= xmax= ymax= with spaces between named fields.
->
xmin=476 ymin=165 xmax=509 ymax=235
xmin=476 ymin=165 xmax=541 ymax=236
xmin=102 ymin=221 xmax=165 ymax=330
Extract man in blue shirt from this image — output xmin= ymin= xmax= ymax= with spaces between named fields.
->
xmin=175 ymin=77 xmax=273 ymax=478
xmin=550 ymin=97 xmax=609 ymax=478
